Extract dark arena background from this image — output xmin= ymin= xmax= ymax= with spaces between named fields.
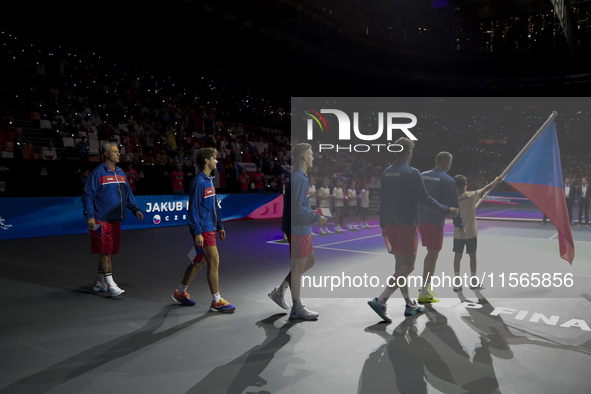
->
xmin=1 ymin=1 xmax=590 ymax=393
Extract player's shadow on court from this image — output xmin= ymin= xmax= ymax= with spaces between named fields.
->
xmin=0 ymin=305 xmax=214 ymax=394
xmin=359 ymin=306 xmax=500 ymax=394
xmin=457 ymin=290 xmax=591 ymax=357
xmin=185 ymin=313 xmax=310 ymax=394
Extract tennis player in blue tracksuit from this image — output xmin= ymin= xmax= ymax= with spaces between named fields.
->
xmin=268 ymin=142 xmax=328 ymax=320
xmin=170 ymin=147 xmax=235 ymax=313
xmin=368 ymin=138 xmax=459 ymax=322
xmin=417 ymin=151 xmax=465 ymax=303
xmin=82 ymin=142 xmax=143 ymax=297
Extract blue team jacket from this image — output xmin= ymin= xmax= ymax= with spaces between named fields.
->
xmin=281 ymin=167 xmax=320 ymax=235
xmin=379 ymin=161 xmax=450 ymax=227
xmin=82 ymin=163 xmax=140 ymax=222
xmin=189 ymin=171 xmax=223 ymax=236
xmin=419 ymin=168 xmax=464 ymax=228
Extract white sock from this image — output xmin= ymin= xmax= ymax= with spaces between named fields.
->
xmin=292 ymin=297 xmax=302 ymax=309
xmin=96 ymin=270 xmax=106 ymax=284
xmin=378 ymin=286 xmax=396 ymax=304
xmin=104 ymin=273 xmax=115 ymax=287
xmin=278 ymin=280 xmax=289 ymax=295
xmin=401 ymin=292 xmax=412 ymax=305
xmin=177 ymin=284 xmax=188 ymax=294
xmin=213 ymin=292 xmax=221 ymax=303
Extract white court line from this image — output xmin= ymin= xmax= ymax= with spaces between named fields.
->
xmin=314 ymin=246 xmax=384 ymax=255
xmin=484 ymin=233 xmax=591 ymax=244
xmin=266 ymin=240 xmax=289 ymax=245
xmin=267 ymin=227 xmax=591 ymax=249
xmin=477 ymin=208 xmax=516 ymax=217
xmin=315 ymin=233 xmax=382 ymax=247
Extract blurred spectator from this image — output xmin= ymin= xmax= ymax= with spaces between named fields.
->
xmin=41 ymin=141 xmax=58 ymax=160
xmin=171 ymin=164 xmax=184 ymax=195
xmin=239 ymin=167 xmax=250 ymax=193
xmin=23 ymin=142 xmax=36 ymax=159
xmin=172 ymin=150 xmax=185 ymax=167
xmin=155 ymin=149 xmax=168 ymax=165
xmin=78 ymin=169 xmax=90 ymax=193
xmin=267 ymin=161 xmax=281 ymax=178
xmin=76 ymin=136 xmax=89 ymax=157
xmin=166 ymin=126 xmax=177 ymax=151
xmin=90 ymin=110 xmax=102 ymax=127
xmin=253 ymin=166 xmax=265 ymax=193
xmin=124 ymin=161 xmax=139 ymax=193
xmin=65 ymin=120 xmax=78 ymax=136
xmin=52 ymin=119 xmax=66 ymax=134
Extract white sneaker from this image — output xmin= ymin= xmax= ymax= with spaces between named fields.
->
xmin=268 ymin=288 xmax=290 ymax=310
xmin=319 ymin=228 xmax=327 ymax=235
xmin=92 ymin=281 xmax=108 ymax=292
xmin=325 ymin=227 xmax=334 ymax=234
xmin=353 ymin=224 xmax=360 ymax=230
xmin=335 ymin=226 xmax=345 ymax=233
xmin=290 ymin=304 xmax=319 ymax=320
xmin=107 ymin=283 xmax=125 ymax=297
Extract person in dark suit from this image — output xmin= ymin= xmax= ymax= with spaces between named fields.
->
xmin=565 ymin=177 xmax=575 ymax=224
xmin=542 ymin=177 xmax=576 ymax=225
xmin=577 ymin=177 xmax=589 ymax=227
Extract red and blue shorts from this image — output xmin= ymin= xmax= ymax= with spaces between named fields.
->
xmin=418 ymin=221 xmax=444 ymax=251
xmin=385 ymin=225 xmax=418 ymax=257
xmin=286 ymin=234 xmax=314 ymax=259
xmin=91 ymin=221 xmax=121 ymax=254
xmin=193 ymin=231 xmax=217 ymax=247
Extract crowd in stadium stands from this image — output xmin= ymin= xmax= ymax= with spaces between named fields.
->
xmin=0 ymin=31 xmax=589 ymax=196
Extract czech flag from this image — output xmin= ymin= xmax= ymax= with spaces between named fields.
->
xmin=188 ymin=245 xmax=206 ymax=264
xmin=504 ymin=120 xmax=574 ymax=264
xmin=315 ymin=207 xmax=332 ymax=217
xmin=88 ymin=223 xmax=102 ymax=238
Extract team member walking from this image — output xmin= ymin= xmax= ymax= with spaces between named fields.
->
xmin=417 ymin=152 xmax=465 ymax=303
xmin=368 ymin=138 xmax=459 ymax=322
xmin=82 ymin=142 xmax=144 ymax=297
xmin=268 ymin=143 xmax=328 ymax=320
xmin=171 ymin=147 xmax=236 ymax=313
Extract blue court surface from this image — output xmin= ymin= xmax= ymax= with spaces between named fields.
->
xmin=0 ymin=208 xmax=590 ymax=393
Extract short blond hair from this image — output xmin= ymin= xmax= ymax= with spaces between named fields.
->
xmin=394 ymin=137 xmax=415 ymax=159
xmin=292 ymin=143 xmax=312 ymax=164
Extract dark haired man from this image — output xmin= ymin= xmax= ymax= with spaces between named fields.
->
xmin=417 ymin=151 xmax=464 ymax=303
xmin=368 ymin=138 xmax=459 ymax=322
xmin=171 ymin=148 xmax=236 ymax=313
xmin=577 ymin=178 xmax=589 ymax=227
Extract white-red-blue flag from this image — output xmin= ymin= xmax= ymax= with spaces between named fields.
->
xmin=504 ymin=120 xmax=574 ymax=264
xmin=188 ymin=246 xmax=206 ymax=264
xmin=88 ymin=224 xmax=102 ymax=238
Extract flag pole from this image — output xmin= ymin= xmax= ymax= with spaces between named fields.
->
xmin=476 ymin=111 xmax=558 ymax=207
